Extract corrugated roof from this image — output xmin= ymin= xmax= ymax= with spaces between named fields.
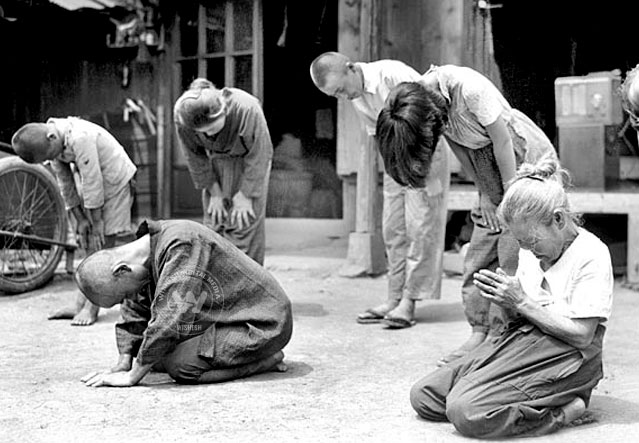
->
xmin=48 ymin=0 xmax=129 ymax=11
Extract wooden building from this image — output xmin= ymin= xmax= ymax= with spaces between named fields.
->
xmin=2 ymin=0 xmax=639 ymax=281
xmin=0 ymin=0 xmax=340 ymax=220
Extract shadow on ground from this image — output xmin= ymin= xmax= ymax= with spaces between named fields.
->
xmin=415 ymin=302 xmax=466 ymax=324
xmin=292 ymin=302 xmax=329 ymax=317
xmin=589 ymin=395 xmax=639 ymax=425
xmin=140 ymin=361 xmax=314 ymax=389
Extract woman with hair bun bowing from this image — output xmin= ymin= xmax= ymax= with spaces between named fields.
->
xmin=409 ymin=156 xmax=613 ymax=438
xmin=174 ymin=79 xmax=273 ymax=264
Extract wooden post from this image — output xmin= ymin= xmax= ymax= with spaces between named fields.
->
xmin=338 ymin=0 xmax=386 ymax=277
xmin=156 ymin=105 xmax=166 ymax=218
xmin=341 ymin=136 xmax=386 ymax=276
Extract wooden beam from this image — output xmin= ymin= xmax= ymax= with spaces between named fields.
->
xmin=449 ymin=184 xmax=639 ymax=283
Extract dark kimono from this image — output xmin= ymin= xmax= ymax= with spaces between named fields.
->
xmin=116 ymin=220 xmax=292 ymax=380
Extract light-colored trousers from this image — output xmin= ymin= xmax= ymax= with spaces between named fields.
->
xmin=382 ymin=139 xmax=450 ymax=301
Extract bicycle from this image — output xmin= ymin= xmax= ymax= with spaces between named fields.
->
xmin=0 ymin=141 xmax=76 ymax=294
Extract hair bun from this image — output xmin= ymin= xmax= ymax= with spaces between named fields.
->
xmin=514 ymin=154 xmax=570 ymax=187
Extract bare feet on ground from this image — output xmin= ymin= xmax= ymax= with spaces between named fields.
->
xmin=382 ymin=298 xmax=417 ymax=328
xmin=561 ymin=397 xmax=587 ymax=424
xmin=48 ymin=292 xmax=97 ymax=326
xmin=71 ymin=303 xmax=99 ymax=326
xmin=437 ymin=331 xmax=487 ymax=366
xmin=47 ymin=306 xmax=78 ymax=320
xmin=385 ymin=298 xmax=415 ymax=322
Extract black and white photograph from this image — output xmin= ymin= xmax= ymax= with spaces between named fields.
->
xmin=1 ymin=0 xmax=639 ymax=441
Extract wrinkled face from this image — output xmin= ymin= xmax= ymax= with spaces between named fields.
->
xmin=319 ymin=68 xmax=363 ymax=100
xmin=509 ymin=217 xmax=565 ymax=267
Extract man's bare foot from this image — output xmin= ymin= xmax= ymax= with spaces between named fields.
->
xmin=357 ymin=300 xmax=399 ymax=324
xmin=273 ymin=362 xmax=288 ymax=372
xmin=383 ymin=298 xmax=416 ymax=329
xmin=49 ymin=291 xmax=86 ymax=321
xmin=560 ymin=397 xmax=587 ymax=424
xmin=437 ymin=331 xmax=487 ymax=366
xmin=71 ymin=303 xmax=99 ymax=326
xmin=48 ymin=306 xmax=78 ymax=320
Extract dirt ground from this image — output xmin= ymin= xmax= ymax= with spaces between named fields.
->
xmin=2 ymin=236 xmax=639 ymax=443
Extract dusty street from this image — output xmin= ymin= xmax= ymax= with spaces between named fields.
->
xmin=1 ymin=231 xmax=639 ymax=443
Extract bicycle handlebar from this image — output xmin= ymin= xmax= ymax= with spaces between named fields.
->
xmin=0 ymin=141 xmax=15 ymax=155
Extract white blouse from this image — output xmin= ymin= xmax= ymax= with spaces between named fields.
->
xmin=516 ymin=228 xmax=613 ymax=323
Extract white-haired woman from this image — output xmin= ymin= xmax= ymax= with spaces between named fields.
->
xmin=409 ymin=156 xmax=613 ymax=438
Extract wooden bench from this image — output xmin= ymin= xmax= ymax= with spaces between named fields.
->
xmin=448 ymin=183 xmax=639 ymax=283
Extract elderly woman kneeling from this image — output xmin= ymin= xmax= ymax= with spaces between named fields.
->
xmin=409 ymin=156 xmax=613 ymax=438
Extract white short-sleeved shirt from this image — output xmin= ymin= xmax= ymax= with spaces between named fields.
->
xmin=351 ymin=60 xmax=422 ymax=136
xmin=350 ymin=60 xmax=447 ymax=196
xmin=428 ymin=64 xmax=512 ymax=150
xmin=427 ymin=64 xmax=555 ymax=165
xmin=516 ymin=228 xmax=613 ymax=323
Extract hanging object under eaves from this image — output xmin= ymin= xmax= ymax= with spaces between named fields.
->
xmin=48 ymin=0 xmax=129 ymax=12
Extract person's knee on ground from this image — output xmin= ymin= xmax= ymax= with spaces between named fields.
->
xmin=196 ymin=351 xmax=286 ymax=384
xmin=409 ymin=376 xmax=449 ymax=422
xmin=445 ymin=394 xmax=488 ymax=437
xmin=163 ymin=355 xmax=207 ymax=384
xmin=445 ymin=388 xmax=509 ymax=439
xmin=165 ymin=350 xmax=286 ymax=385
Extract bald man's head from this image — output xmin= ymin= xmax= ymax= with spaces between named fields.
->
xmin=309 ymin=52 xmax=364 ymax=100
xmin=75 ymin=247 xmax=149 ymax=307
xmin=310 ymin=52 xmax=352 ymax=88
xmin=11 ymin=122 xmax=62 ymax=163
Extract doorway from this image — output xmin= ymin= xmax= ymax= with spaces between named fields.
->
xmin=262 ymin=0 xmax=341 ymax=219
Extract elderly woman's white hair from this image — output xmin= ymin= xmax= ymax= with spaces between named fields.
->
xmin=497 ymin=154 xmax=581 ymax=229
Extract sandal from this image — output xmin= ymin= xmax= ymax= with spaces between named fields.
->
xmin=382 ymin=316 xmax=416 ymax=329
xmin=356 ymin=308 xmax=387 ymax=324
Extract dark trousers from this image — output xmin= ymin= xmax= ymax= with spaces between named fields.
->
xmin=202 ymin=158 xmax=271 ymax=265
xmin=460 ymin=145 xmax=520 ymax=333
xmin=410 ymin=322 xmax=605 ymax=438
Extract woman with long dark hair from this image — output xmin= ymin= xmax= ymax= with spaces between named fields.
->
xmin=377 ymin=65 xmax=556 ymax=365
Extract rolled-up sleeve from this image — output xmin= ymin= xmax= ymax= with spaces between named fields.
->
xmin=176 ymin=125 xmax=218 ymax=190
xmin=115 ymin=288 xmax=152 ymax=357
xmin=238 ymin=105 xmax=273 ymax=198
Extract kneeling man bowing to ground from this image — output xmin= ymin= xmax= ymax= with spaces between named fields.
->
xmin=78 ymin=219 xmax=293 ymax=387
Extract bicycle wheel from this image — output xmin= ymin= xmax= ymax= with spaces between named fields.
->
xmin=0 ymin=156 xmax=68 ymax=294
